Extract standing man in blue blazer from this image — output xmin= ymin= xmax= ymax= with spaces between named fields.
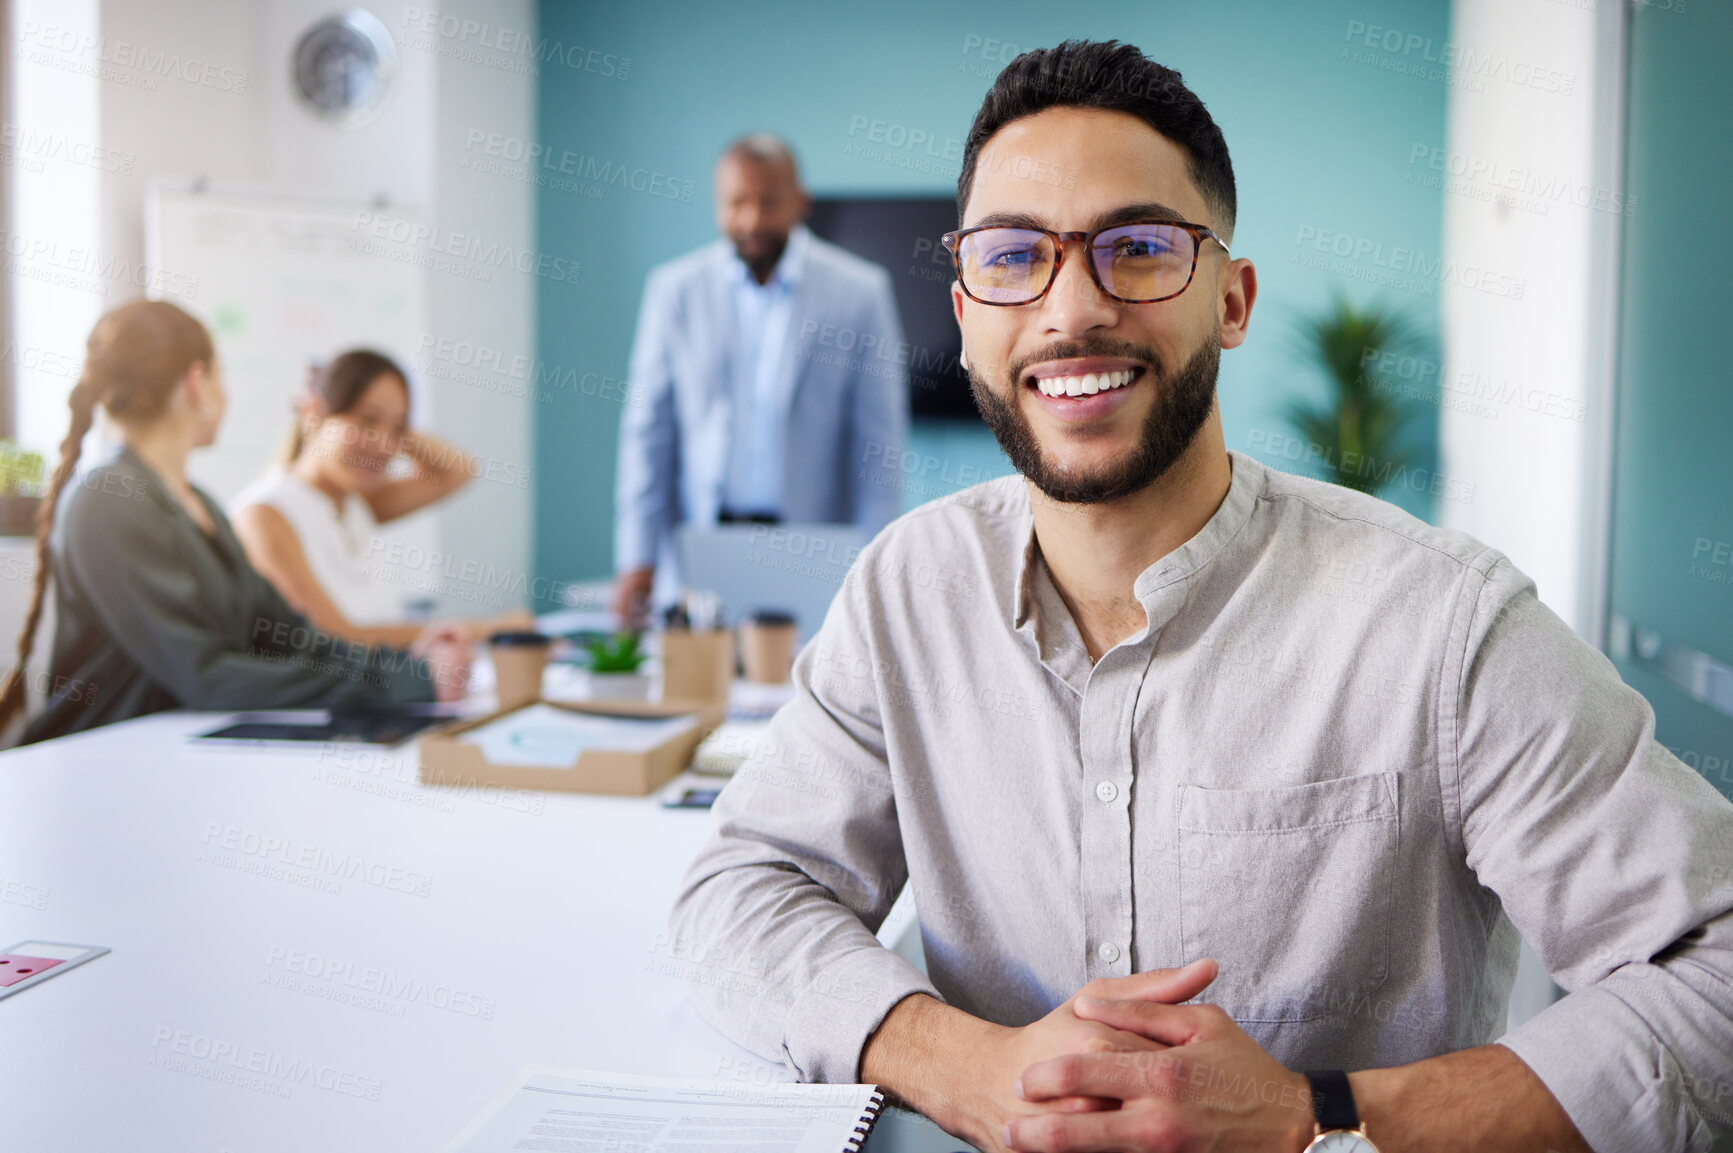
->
xmin=612 ymin=135 xmax=910 ymax=622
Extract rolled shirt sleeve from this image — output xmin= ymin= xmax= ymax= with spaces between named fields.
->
xmin=668 ymin=559 xmax=940 ymax=1082
xmin=1452 ymin=560 xmax=1733 ymax=1151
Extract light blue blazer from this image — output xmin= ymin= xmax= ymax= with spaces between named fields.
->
xmin=614 ymin=230 xmax=910 ymax=573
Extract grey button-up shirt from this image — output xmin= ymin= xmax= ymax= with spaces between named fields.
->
xmin=670 ymin=452 xmax=1733 ymax=1152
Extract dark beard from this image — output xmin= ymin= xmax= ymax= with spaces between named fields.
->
xmin=734 ymin=234 xmax=788 ymax=283
xmin=969 ymin=331 xmax=1220 ymax=504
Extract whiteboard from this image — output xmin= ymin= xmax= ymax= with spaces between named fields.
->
xmin=144 ymin=186 xmax=438 ymax=616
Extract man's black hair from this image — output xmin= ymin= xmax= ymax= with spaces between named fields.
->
xmin=957 ymin=40 xmax=1236 ymax=238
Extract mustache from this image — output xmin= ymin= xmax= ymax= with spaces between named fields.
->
xmin=1007 ymin=338 xmax=1161 ymax=384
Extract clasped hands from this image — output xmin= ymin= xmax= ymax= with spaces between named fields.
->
xmin=898 ymin=959 xmax=1319 ymax=1153
xmin=409 ymin=621 xmax=475 ymax=702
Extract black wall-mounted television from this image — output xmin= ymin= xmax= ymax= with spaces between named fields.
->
xmin=806 ymin=197 xmax=979 ymax=422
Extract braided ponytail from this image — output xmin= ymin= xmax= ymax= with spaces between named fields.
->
xmin=0 ymin=300 xmax=213 ymax=735
xmin=0 ymin=377 xmax=100 ymax=731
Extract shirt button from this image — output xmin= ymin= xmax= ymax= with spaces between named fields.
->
xmin=1097 ymin=941 xmax=1121 ymax=964
xmin=1095 ymin=780 xmax=1118 ymax=803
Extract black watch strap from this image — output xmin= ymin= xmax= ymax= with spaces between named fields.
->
xmin=1304 ymin=1069 xmax=1360 ymax=1132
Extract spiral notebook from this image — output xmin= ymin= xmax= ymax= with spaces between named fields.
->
xmin=441 ymin=1066 xmax=886 ymax=1153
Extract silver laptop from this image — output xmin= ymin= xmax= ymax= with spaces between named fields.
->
xmin=675 ymin=522 xmax=865 ymax=642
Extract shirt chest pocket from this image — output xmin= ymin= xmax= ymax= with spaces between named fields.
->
xmin=1176 ymin=771 xmax=1401 ymax=1024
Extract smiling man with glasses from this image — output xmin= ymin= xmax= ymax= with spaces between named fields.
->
xmin=671 ymin=39 xmax=1733 ymax=1153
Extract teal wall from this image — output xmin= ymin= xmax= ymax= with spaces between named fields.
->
xmin=1608 ymin=1 xmax=1733 ymax=801
xmin=533 ymin=0 xmax=1451 ymax=599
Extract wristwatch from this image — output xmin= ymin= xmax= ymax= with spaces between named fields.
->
xmin=1301 ymin=1069 xmax=1381 ymax=1152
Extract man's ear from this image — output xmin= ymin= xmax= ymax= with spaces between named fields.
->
xmin=1218 ymin=258 xmax=1258 ymax=351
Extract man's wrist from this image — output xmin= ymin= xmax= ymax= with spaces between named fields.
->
xmin=1344 ymin=1066 xmax=1401 ymax=1151
xmin=1280 ymin=1068 xmax=1320 ymax=1153
xmin=1284 ymin=1068 xmax=1398 ymax=1152
xmin=859 ymin=993 xmax=1002 ymax=1130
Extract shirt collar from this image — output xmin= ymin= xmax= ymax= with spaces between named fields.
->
xmin=1012 ymin=450 xmax=1266 ymax=665
xmin=730 ymin=222 xmax=809 ymax=292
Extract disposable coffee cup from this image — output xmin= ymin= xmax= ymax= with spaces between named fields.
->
xmin=661 ymin=628 xmax=735 ymax=703
xmin=738 ymin=609 xmax=797 ymax=685
xmin=488 ymin=630 xmax=553 ymax=710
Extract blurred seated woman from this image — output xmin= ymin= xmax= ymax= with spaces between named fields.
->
xmin=0 ymin=301 xmax=470 ymax=744
xmin=230 ymin=350 xmax=530 ymax=648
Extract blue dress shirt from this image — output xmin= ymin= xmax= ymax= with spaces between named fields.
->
xmin=722 ymin=225 xmax=809 ymax=516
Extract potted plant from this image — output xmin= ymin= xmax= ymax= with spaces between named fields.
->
xmin=1285 ymin=296 xmax=1429 ymax=495
xmin=0 ymin=442 xmax=45 ymax=537
xmin=584 ymin=631 xmax=651 ymax=700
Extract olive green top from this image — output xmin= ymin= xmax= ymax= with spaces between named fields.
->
xmin=22 ymin=445 xmax=434 ymax=743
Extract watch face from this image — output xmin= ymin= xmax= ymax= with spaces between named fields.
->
xmin=292 ymin=9 xmax=396 ymax=127
xmin=1312 ymin=1132 xmax=1378 ymax=1152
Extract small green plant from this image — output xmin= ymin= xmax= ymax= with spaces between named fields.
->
xmin=0 ymin=442 xmax=45 ymax=496
xmin=1285 ymin=296 xmax=1429 ymax=495
xmin=585 ymin=631 xmax=647 ymax=673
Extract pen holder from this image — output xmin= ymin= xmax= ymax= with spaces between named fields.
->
xmin=660 ymin=629 xmax=735 ymax=704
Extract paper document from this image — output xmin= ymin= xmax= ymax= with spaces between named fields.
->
xmin=729 ymin=679 xmax=796 ymax=719
xmin=535 ymin=606 xmax=616 ymax=637
xmin=442 ymin=1066 xmax=884 ymax=1153
xmin=459 ymin=704 xmax=699 ymax=768
xmin=690 ymin=718 xmax=771 ymax=776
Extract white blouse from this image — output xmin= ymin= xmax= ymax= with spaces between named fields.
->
xmin=229 ymin=469 xmax=403 ymax=627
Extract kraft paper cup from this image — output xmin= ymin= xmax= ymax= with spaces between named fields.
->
xmin=489 ymin=630 xmax=553 ymax=710
xmin=739 ymin=610 xmax=797 ymax=685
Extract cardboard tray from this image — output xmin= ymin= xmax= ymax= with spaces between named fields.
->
xmin=417 ymin=697 xmax=724 ymax=797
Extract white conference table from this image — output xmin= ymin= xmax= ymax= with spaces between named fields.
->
xmin=0 ymin=708 xmax=956 ymax=1152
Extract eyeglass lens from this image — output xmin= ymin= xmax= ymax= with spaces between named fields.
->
xmin=957 ymin=224 xmax=1198 ymax=303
